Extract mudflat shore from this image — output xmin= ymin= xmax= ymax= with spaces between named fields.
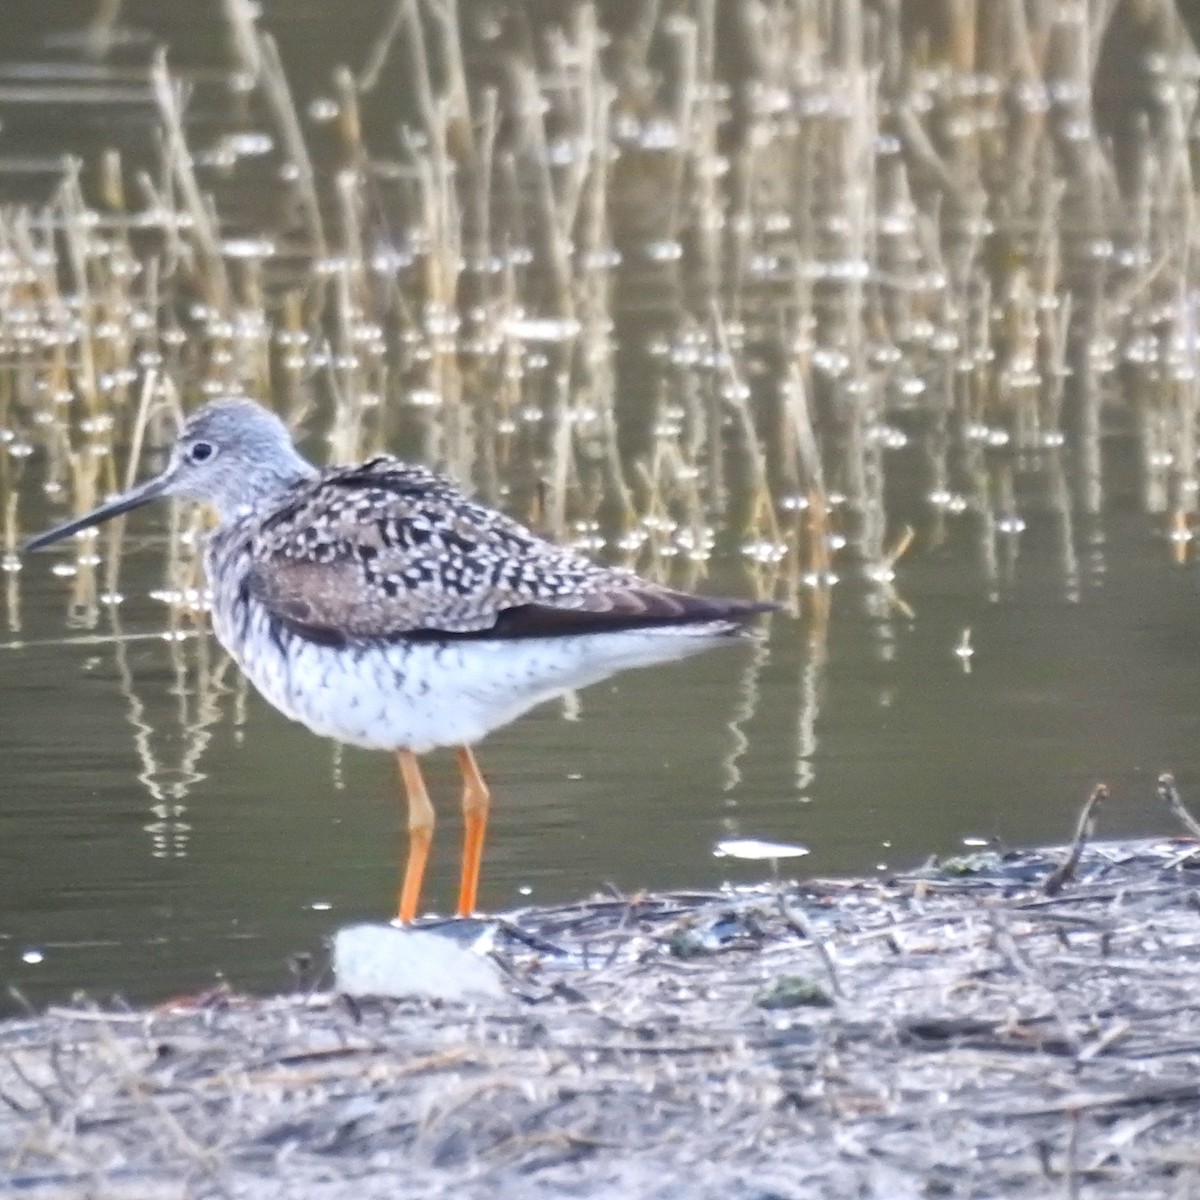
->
xmin=2 ymin=836 xmax=1200 ymax=1199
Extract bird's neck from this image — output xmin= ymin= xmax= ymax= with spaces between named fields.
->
xmin=212 ymin=450 xmax=319 ymax=524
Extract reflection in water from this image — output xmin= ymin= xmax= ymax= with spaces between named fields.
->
xmin=114 ymin=620 xmax=217 ymax=861
xmin=795 ymin=627 xmax=826 ymax=800
xmin=0 ymin=2 xmax=1197 ymax=999
xmin=718 ymin=630 xmax=766 ymax=794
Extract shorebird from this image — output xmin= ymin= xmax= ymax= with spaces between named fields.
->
xmin=25 ymin=400 xmax=774 ymax=920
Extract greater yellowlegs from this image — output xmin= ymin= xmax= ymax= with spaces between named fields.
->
xmin=25 ymin=400 xmax=774 ymax=920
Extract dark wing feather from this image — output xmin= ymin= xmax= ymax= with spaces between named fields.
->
xmin=426 ymin=587 xmax=774 ymax=641
xmin=243 ymin=458 xmax=773 ymax=644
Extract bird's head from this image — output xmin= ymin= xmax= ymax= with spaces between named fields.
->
xmin=23 ymin=398 xmax=314 ymax=551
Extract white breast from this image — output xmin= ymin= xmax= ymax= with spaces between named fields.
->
xmin=212 ymin=599 xmax=736 ymax=753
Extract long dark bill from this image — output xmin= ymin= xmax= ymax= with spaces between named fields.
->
xmin=22 ymin=474 xmax=170 ymax=552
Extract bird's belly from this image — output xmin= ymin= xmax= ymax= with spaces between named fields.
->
xmin=214 ymin=604 xmax=733 ymax=753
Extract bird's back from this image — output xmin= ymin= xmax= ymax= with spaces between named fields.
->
xmin=207 ymin=456 xmax=773 ymax=650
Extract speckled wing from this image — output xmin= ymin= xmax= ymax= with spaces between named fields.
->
xmin=242 ymin=458 xmax=770 ymax=644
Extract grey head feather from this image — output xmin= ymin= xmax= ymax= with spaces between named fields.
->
xmin=165 ymin=399 xmax=318 ymax=520
xmin=23 ymin=398 xmax=317 ymax=551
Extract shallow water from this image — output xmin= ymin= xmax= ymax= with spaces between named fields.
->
xmin=1 ymin=2 xmax=1199 ymax=1005
xmin=8 ymin=429 xmax=1198 ymax=1004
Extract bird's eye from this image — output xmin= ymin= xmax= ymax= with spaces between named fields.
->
xmin=189 ymin=441 xmax=215 ymax=464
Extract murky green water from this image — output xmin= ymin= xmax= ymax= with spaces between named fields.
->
xmin=1 ymin=2 xmax=1199 ymax=1005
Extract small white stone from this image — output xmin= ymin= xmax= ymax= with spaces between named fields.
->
xmin=333 ymin=924 xmax=506 ymax=1001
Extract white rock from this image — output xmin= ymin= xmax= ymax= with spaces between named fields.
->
xmin=333 ymin=924 xmax=506 ymax=1002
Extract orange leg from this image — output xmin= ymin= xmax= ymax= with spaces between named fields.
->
xmin=396 ymin=750 xmax=435 ymax=923
xmin=455 ymin=746 xmax=491 ymax=917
